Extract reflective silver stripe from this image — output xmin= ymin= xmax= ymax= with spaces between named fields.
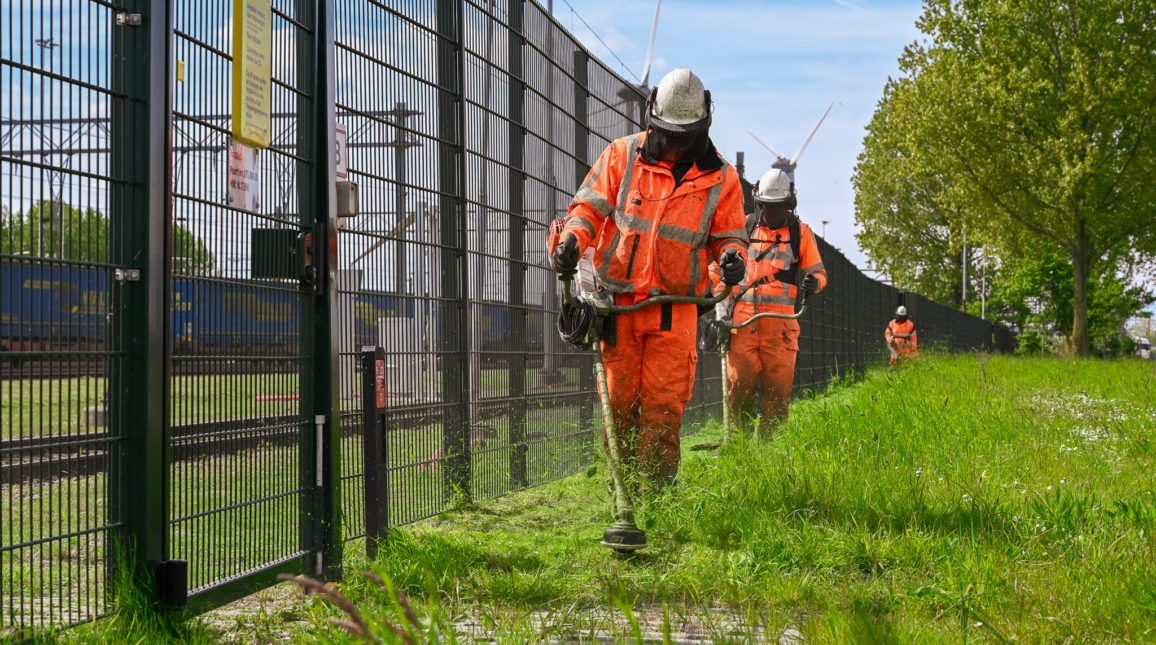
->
xmin=656 ymin=222 xmax=696 ymax=245
xmin=596 ymin=228 xmax=636 ymax=293
xmin=691 ymin=165 xmax=727 ymax=248
xmin=577 ymin=157 xmax=606 ymax=191
xmin=573 ymin=186 xmax=613 ymax=216
xmin=757 ymin=249 xmax=795 ymax=264
xmin=615 ymin=209 xmax=653 ymax=234
xmin=802 ymin=261 xmax=825 ymax=272
xmin=615 ymin=135 xmax=642 ymax=212
xmin=740 ymin=293 xmax=795 ymax=305
xmin=708 ymin=227 xmax=747 ymax=241
xmin=687 ymin=249 xmax=701 ymax=296
xmin=567 ymin=215 xmax=597 ymax=237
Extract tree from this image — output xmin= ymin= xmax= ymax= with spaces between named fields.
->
xmin=868 ymin=0 xmax=1156 ymax=356
xmin=854 ymin=81 xmax=984 ymax=308
xmin=987 ymin=241 xmax=1153 ymax=354
xmin=0 ymin=200 xmax=215 ymax=273
xmin=1 ymin=201 xmax=108 ymax=262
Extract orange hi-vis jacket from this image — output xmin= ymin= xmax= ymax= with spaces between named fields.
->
xmin=562 ymin=132 xmax=749 ymax=297
xmin=711 ymin=218 xmax=827 ymax=320
xmin=886 ymin=319 xmax=918 ymax=352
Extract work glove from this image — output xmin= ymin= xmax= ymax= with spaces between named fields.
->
xmin=552 ymin=232 xmax=579 ymax=277
xmin=802 ymin=272 xmax=820 ymax=294
xmin=719 ymin=248 xmax=746 ymax=286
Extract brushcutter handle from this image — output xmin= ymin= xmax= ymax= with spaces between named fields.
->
xmin=730 ymin=286 xmax=812 ymax=329
xmin=604 ymin=286 xmax=734 ymax=315
xmin=560 ymin=277 xmax=734 ymax=316
xmin=731 ymin=300 xmax=811 ymax=328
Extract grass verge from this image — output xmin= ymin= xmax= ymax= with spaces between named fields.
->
xmin=31 ymin=354 xmax=1156 ymax=643
xmin=296 ymin=354 xmax=1156 ymax=643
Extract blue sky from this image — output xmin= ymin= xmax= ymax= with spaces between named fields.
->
xmin=556 ymin=0 xmax=926 ymax=270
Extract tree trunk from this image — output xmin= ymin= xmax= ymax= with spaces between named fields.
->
xmin=1071 ymin=223 xmax=1090 ymax=357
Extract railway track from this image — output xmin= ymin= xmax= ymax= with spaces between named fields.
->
xmin=2 ymin=390 xmax=591 ymax=484
xmin=0 ymin=360 xmax=302 ymax=380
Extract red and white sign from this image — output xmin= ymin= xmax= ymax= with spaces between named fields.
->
xmin=375 ymin=359 xmax=386 ymax=409
xmin=335 ymin=123 xmax=348 ymax=180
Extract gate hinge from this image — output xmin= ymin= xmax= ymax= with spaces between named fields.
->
xmin=116 ymin=12 xmax=142 ymax=26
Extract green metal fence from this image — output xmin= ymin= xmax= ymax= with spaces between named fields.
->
xmin=0 ymin=0 xmax=1014 ymax=638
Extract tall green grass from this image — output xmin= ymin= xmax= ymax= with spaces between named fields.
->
xmin=310 ymin=354 xmax=1156 ymax=643
xmin=39 ymin=354 xmax=1156 ymax=643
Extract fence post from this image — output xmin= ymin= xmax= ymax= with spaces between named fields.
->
xmin=437 ymin=0 xmax=471 ymax=499
xmin=302 ymin=0 xmax=345 ymax=580
xmin=572 ymin=49 xmax=597 ymax=440
xmin=108 ymin=0 xmax=173 ymax=600
xmin=362 ymin=347 xmax=388 ymax=557
xmin=507 ymin=0 xmax=528 ymax=489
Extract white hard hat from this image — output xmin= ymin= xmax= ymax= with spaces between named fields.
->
xmin=896 ymin=306 xmax=908 ymax=316
xmin=753 ymin=168 xmax=793 ymax=203
xmin=647 ymin=69 xmax=711 ymax=134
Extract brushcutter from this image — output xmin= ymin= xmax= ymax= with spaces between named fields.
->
xmin=702 ymin=282 xmax=812 ymax=446
xmin=888 ymin=331 xmax=915 ymax=364
xmin=560 ymin=251 xmax=737 ymax=553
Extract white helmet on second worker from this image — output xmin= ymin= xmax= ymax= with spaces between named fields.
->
xmin=648 ymin=68 xmax=712 ymax=134
xmin=896 ymin=306 xmax=908 ymax=317
xmin=753 ymin=168 xmax=793 ymax=203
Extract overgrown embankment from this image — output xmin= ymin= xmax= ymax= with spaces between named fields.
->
xmin=56 ymin=355 xmax=1156 ymax=643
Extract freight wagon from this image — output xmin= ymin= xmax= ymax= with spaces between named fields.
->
xmin=2 ymin=261 xmax=545 ymax=367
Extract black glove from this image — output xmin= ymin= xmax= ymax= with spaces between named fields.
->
xmin=552 ymin=232 xmax=579 ymax=277
xmin=719 ymin=248 xmax=746 ymax=286
xmin=802 ymin=272 xmax=819 ymax=294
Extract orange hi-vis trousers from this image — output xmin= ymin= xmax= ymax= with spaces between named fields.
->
xmin=726 ymin=316 xmax=799 ymax=430
xmin=599 ymin=293 xmax=698 ymax=483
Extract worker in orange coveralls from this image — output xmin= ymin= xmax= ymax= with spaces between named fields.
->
xmin=886 ymin=306 xmax=919 ymax=365
xmin=708 ymin=167 xmax=826 ymax=434
xmin=549 ymin=68 xmax=749 ymax=486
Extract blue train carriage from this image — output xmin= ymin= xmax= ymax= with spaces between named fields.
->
xmin=351 ymin=292 xmax=413 ymax=349
xmin=0 ymin=261 xmax=108 ymax=359
xmin=172 ymin=278 xmax=301 ymax=353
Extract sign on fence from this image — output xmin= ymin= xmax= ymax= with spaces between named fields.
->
xmin=227 ymin=140 xmax=261 ymax=213
xmin=232 ymin=0 xmax=272 ymax=148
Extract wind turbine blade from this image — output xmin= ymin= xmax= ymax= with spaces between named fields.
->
xmin=639 ymin=0 xmax=662 ymax=87
xmin=746 ymin=129 xmax=787 ymax=160
xmin=790 ymin=102 xmax=833 ymax=164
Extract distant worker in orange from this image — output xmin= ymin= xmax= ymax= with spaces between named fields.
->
xmin=549 ymin=68 xmax=749 ymax=486
xmin=709 ymin=168 xmax=826 ymax=434
xmin=886 ymin=306 xmax=919 ymax=365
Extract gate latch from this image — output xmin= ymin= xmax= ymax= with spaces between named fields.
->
xmin=116 ymin=12 xmax=142 ymax=26
xmin=114 ymin=268 xmax=141 ymax=283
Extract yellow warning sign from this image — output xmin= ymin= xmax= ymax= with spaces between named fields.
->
xmin=232 ymin=0 xmax=272 ymax=148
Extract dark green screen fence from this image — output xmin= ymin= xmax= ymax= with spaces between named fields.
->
xmin=0 ymin=0 xmax=1013 ymax=638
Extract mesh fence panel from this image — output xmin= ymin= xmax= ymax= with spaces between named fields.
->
xmin=1 ymin=0 xmax=1015 ymax=635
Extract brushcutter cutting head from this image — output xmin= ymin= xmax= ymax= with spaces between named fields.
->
xmin=601 ymin=525 xmax=648 ymax=552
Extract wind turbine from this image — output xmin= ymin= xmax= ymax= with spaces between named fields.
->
xmin=746 ymin=102 xmax=833 ymax=184
xmin=608 ymin=0 xmax=662 ymax=124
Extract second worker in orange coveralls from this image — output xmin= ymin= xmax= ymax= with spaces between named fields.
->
xmin=550 ymin=68 xmax=749 ymax=486
xmin=710 ymin=168 xmax=827 ymax=435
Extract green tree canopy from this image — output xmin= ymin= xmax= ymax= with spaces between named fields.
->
xmin=855 ymin=0 xmax=1156 ymax=356
xmin=854 ymin=81 xmax=982 ymax=308
xmin=1 ymin=200 xmax=215 ymax=273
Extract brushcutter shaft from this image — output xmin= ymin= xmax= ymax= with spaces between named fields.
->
xmin=562 ymin=277 xmax=733 ymax=314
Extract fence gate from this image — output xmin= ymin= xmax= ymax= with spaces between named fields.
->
xmin=167 ymin=0 xmax=344 ymax=609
